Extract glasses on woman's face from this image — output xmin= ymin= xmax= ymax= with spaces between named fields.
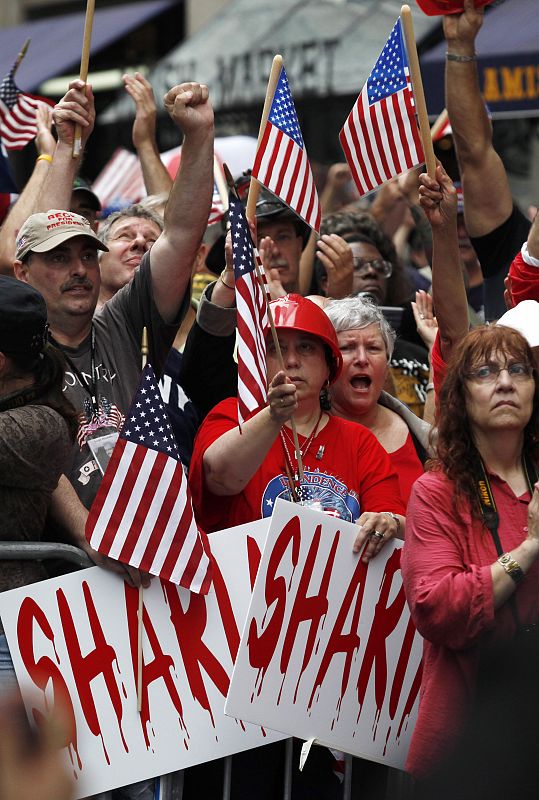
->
xmin=352 ymin=258 xmax=393 ymax=278
xmin=467 ymin=362 xmax=533 ymax=384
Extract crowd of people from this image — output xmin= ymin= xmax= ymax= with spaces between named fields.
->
xmin=1 ymin=0 xmax=539 ymax=798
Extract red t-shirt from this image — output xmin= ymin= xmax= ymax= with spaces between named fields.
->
xmin=431 ymin=331 xmax=447 ymax=397
xmin=189 ymin=398 xmax=405 ymax=533
xmin=389 ymin=433 xmax=424 ymax=507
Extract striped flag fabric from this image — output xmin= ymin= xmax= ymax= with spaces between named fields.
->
xmin=92 ymin=148 xmax=145 ymax=209
xmin=229 ymin=192 xmax=268 ymax=427
xmin=252 ymin=65 xmax=320 ymax=233
xmin=92 ymin=146 xmax=226 ymax=226
xmin=339 ymin=17 xmax=424 ymax=198
xmin=85 ymin=365 xmax=213 ymax=594
xmin=0 ymin=68 xmax=52 ymax=151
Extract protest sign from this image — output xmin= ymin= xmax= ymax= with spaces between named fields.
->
xmin=226 ymin=500 xmax=423 ymax=769
xmin=0 ymin=519 xmax=285 ymax=798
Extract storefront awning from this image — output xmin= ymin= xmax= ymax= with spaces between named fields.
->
xmin=421 ymin=0 xmax=539 ymax=118
xmin=101 ymin=0 xmax=439 ymax=122
xmin=0 ymin=0 xmax=176 ymax=94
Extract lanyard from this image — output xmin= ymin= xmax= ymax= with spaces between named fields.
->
xmin=280 ymin=411 xmax=323 ymax=502
xmin=474 ymin=450 xmax=538 ymax=627
xmin=50 ymin=324 xmax=99 ymax=416
xmin=474 ymin=451 xmax=537 ymax=552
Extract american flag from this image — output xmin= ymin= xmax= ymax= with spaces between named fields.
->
xmin=339 ymin=18 xmax=424 ymax=198
xmin=92 ymin=146 xmax=226 ymax=226
xmin=92 ymin=148 xmax=145 ymax=209
xmin=252 ymin=65 xmax=320 ymax=232
xmin=0 ymin=68 xmax=51 ymax=151
xmin=85 ymin=365 xmax=213 ymax=594
xmin=229 ymin=192 xmax=268 ymax=426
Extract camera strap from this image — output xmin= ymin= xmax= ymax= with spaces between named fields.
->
xmin=474 ymin=451 xmax=538 ymax=627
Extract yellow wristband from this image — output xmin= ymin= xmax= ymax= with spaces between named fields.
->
xmin=36 ymin=154 xmax=53 ymax=164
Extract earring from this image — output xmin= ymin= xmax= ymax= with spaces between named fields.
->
xmin=320 ymin=380 xmax=331 ymax=411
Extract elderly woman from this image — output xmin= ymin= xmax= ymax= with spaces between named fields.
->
xmin=325 ymin=296 xmax=429 ymax=505
xmin=189 ymin=293 xmax=405 ymax=559
xmin=401 ymin=324 xmax=539 ymax=786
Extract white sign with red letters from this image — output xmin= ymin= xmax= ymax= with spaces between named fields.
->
xmin=0 ymin=519 xmax=284 ymax=799
xmin=226 ymin=500 xmax=423 ymax=769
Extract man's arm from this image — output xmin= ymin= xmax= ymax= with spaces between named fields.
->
xmin=37 ymin=80 xmax=95 ymax=212
xmin=419 ymin=164 xmax=469 ymax=363
xmin=444 ymin=0 xmax=512 ymax=237
xmin=50 ymin=476 xmax=150 ymax=588
xmin=123 ymin=72 xmax=173 ymax=198
xmin=0 ymin=105 xmax=56 ymax=274
xmin=525 ymin=211 xmax=539 ymax=261
xmin=149 ymin=83 xmax=214 ymax=323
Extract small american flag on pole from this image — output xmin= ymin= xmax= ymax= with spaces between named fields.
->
xmin=339 ymin=17 xmax=424 ymax=198
xmin=86 ymin=365 xmax=212 ymax=594
xmin=0 ymin=68 xmax=52 ymax=151
xmin=252 ymin=65 xmax=320 ymax=233
xmin=229 ymin=192 xmax=268 ymax=427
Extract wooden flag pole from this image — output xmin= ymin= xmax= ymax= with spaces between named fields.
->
xmin=12 ymin=39 xmax=31 ymax=77
xmin=136 ymin=586 xmax=143 ymax=713
xmin=245 ymin=54 xmax=283 ymax=223
xmin=73 ymin=0 xmax=95 ymax=158
xmin=400 ymin=5 xmax=436 ymax=178
xmin=224 ymin=164 xmax=305 ymax=486
xmin=141 ymin=326 xmax=149 ymax=369
xmin=136 ymin=326 xmax=149 ymax=713
xmin=430 ymin=107 xmax=449 ymax=141
xmin=258 ymin=283 xmax=305 ymax=484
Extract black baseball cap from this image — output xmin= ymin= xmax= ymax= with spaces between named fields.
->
xmin=72 ymin=177 xmax=101 ymax=212
xmin=205 ymin=174 xmax=310 ymax=274
xmin=0 ymin=276 xmax=47 ymax=358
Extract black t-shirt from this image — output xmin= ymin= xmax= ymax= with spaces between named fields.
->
xmin=470 ymin=205 xmax=531 ymax=321
xmin=159 ymin=348 xmax=203 ymax=469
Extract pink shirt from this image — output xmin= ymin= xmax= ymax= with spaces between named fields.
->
xmin=401 ymin=468 xmax=539 ymax=778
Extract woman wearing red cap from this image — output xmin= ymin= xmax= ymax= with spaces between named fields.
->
xmin=189 ymin=293 xmax=405 ymax=559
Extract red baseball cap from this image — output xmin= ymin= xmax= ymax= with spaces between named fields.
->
xmin=415 ymin=0 xmax=493 ymax=15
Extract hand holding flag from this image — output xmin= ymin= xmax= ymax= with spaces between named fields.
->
xmin=86 ymin=365 xmax=212 ymax=594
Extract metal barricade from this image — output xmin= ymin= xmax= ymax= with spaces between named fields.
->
xmin=158 ymin=743 xmax=354 ymax=800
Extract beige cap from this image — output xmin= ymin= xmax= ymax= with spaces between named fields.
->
xmin=497 ymin=300 xmax=539 ymax=348
xmin=16 ymin=210 xmax=108 ymax=261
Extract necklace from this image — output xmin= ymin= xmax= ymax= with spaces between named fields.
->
xmin=280 ymin=411 xmax=323 ymax=500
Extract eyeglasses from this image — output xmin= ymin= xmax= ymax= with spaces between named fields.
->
xmin=467 ymin=362 xmax=533 ymax=383
xmin=352 ymin=258 xmax=393 ymax=278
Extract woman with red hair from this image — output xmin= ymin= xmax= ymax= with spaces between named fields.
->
xmin=401 ymin=324 xmax=539 ymax=790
